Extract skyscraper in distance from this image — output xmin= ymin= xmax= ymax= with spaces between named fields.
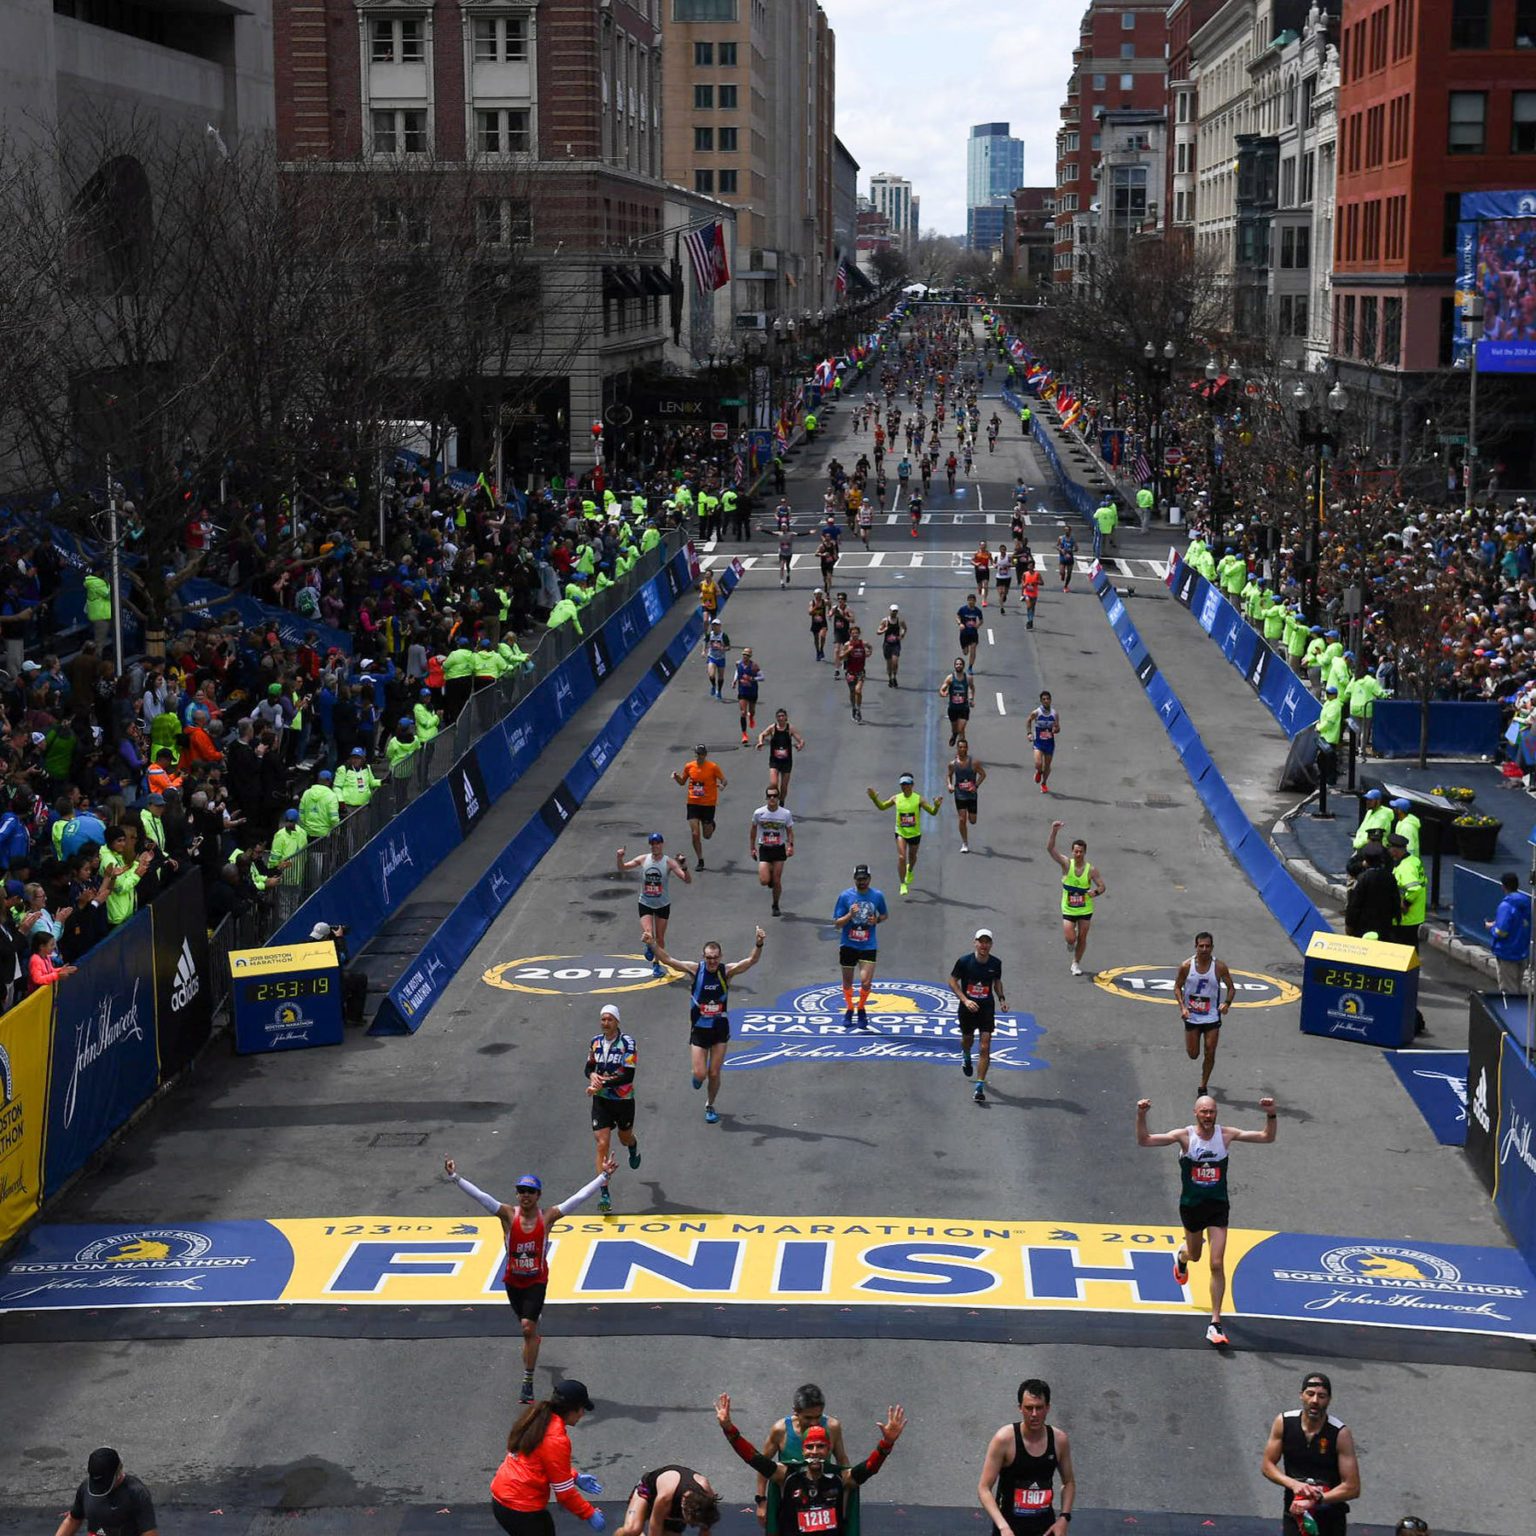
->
xmin=967 ymin=122 xmax=1024 ymax=250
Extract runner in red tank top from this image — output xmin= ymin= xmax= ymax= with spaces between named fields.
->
xmin=446 ymin=1155 xmax=616 ymax=1403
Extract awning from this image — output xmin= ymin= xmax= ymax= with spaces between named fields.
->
xmin=602 ymin=265 xmax=645 ymax=299
xmin=638 ymin=265 xmax=673 ymax=296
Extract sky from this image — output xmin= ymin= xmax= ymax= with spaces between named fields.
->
xmin=824 ymin=0 xmax=1083 ymax=238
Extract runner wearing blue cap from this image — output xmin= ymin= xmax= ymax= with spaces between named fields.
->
xmin=444 ymin=1154 xmax=617 ymax=1402
xmin=617 ymin=833 xmax=691 ymax=975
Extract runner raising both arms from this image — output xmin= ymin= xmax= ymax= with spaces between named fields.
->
xmin=1135 ymin=1092 xmax=1278 ymax=1349
xmin=868 ymin=773 xmax=943 ymax=896
xmin=444 ymin=1156 xmax=617 ymax=1404
xmin=651 ymin=925 xmax=767 ymax=1125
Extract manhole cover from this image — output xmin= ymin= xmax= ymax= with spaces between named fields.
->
xmin=1145 ymin=792 xmax=1177 ymax=807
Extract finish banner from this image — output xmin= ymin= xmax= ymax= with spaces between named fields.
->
xmin=3 ymin=1215 xmax=1533 ymax=1341
xmin=0 ymin=988 xmax=54 ymax=1249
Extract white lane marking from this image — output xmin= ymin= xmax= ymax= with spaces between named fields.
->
xmin=868 ymin=552 xmax=885 ymax=567
xmin=995 ymin=692 xmax=1007 ymax=715
xmin=858 ymin=582 xmax=866 ymax=596
xmin=739 ymin=557 xmax=760 ymax=570
xmin=910 ymin=553 xmax=924 ymax=566
xmin=704 ymin=534 xmax=718 ymax=552
xmin=986 ymin=629 xmax=995 ymax=646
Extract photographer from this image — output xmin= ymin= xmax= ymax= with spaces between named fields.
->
xmin=311 ymin=920 xmax=368 ymax=1025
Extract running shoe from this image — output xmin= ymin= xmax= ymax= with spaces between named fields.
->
xmin=1205 ymin=1323 xmax=1230 ymax=1347
xmin=1040 ymin=783 xmax=1049 ymax=794
xmin=962 ymin=1052 xmax=973 ymax=1077
xmin=1173 ymin=1248 xmax=1189 ymax=1286
xmin=960 ymin=843 xmax=969 ymax=854
xmin=628 ymin=1143 xmax=641 ymax=1169
xmin=599 ymin=1185 xmax=612 ymax=1214
xmin=973 ymin=1082 xmax=986 ymax=1104
xmin=1198 ymin=1083 xmax=1208 ymax=1098
xmin=772 ymin=901 xmax=781 ymax=916
xmin=696 ymin=857 xmax=705 ymax=869
xmin=856 ymin=1007 xmax=869 ymax=1027
xmin=1034 ymin=768 xmax=1042 ymax=784
xmin=652 ymin=963 xmax=664 ymax=979
xmin=900 ymin=880 xmax=910 ymax=896
xmin=1070 ymin=961 xmax=1083 ymax=976
xmin=644 ymin=942 xmax=655 ymax=961
xmin=1027 ymin=621 xmax=1034 ymax=630
xmin=704 ymin=1104 xmax=720 ymax=1124
xmin=741 ymin=732 xmax=749 ymax=744
xmin=843 ymin=1007 xmax=855 ymax=1026
xmin=520 ymin=1374 xmax=536 ymax=1404
xmin=691 ymin=1075 xmax=704 ymax=1090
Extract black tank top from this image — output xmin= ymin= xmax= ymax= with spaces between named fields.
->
xmin=946 ymin=675 xmax=969 ymax=706
xmin=951 ymin=758 xmax=978 ymax=794
xmin=637 ymin=1466 xmax=709 ymax=1532
xmin=768 ymin=727 xmax=794 ymax=762
xmin=1280 ymin=1413 xmax=1348 ymax=1513
xmin=776 ymin=1467 xmax=844 ymax=1536
xmin=997 ymin=1424 xmax=1058 ymax=1523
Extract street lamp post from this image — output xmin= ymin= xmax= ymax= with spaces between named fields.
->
xmin=1291 ymin=375 xmax=1349 ymax=626
xmin=1202 ymin=357 xmax=1242 ymax=549
xmin=1141 ymin=339 xmax=1175 ymax=517
xmin=1462 ymin=295 xmax=1483 ymax=512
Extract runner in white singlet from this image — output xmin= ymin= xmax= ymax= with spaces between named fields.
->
xmin=1175 ymin=931 xmax=1235 ymax=1095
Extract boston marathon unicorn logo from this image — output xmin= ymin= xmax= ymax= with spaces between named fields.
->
xmin=725 ymin=980 xmax=1047 ymax=1072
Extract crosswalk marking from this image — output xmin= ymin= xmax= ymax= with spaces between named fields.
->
xmin=695 ymin=552 xmax=1170 ymax=578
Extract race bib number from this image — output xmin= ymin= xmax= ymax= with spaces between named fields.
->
xmin=1192 ymin=1163 xmax=1222 ymax=1184
xmin=1188 ymin=995 xmax=1211 ymax=1015
xmin=772 ymin=747 xmax=790 ymax=760
xmin=643 ymin=872 xmax=663 ymax=896
xmin=1066 ymin=889 xmax=1086 ymax=909
xmin=1013 ymin=1489 xmax=1052 ymax=1513
xmin=760 ymin=827 xmax=783 ymax=847
xmin=797 ymin=1510 xmax=836 ymax=1533
xmin=688 ymin=780 xmax=707 ymax=800
xmin=899 ymin=812 xmax=917 ymax=829
xmin=966 ymin=982 xmax=990 ymax=999
xmin=510 ymin=1248 xmax=539 ymax=1272
xmin=699 ymin=1000 xmax=724 ymax=1016
xmin=847 ymin=925 xmax=870 ymax=943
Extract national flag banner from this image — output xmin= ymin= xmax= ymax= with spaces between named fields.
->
xmin=684 ymin=221 xmax=730 ymax=292
xmin=1090 ymin=559 xmax=1103 ymax=581
xmin=836 ymin=260 xmax=848 ymax=294
xmin=1132 ymin=450 xmax=1152 ymax=484
xmin=1166 ymin=546 xmax=1181 ymax=586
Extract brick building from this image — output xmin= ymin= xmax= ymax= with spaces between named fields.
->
xmin=1053 ymin=0 xmax=1170 ymax=285
xmin=275 ymin=0 xmax=702 ymax=470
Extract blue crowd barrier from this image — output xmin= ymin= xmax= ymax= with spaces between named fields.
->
xmin=372 ymin=603 xmax=716 ymax=1035
xmin=272 ymin=547 xmax=700 ymax=952
xmin=1451 ymin=864 xmax=1504 ymax=950
xmin=1090 ymin=566 xmax=1331 ymax=953
xmin=1371 ymin=700 xmax=1503 ymax=759
xmin=44 ymin=908 xmax=159 ymax=1196
xmin=1168 ymin=560 xmax=1322 ymax=741
xmin=1495 ymin=1034 xmax=1536 ymax=1272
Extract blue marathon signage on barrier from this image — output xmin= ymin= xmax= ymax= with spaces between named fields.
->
xmin=1495 ymin=1034 xmax=1536 ymax=1271
xmin=45 ymin=910 xmax=159 ymax=1196
xmin=722 ymin=982 xmax=1047 ymax=1072
xmin=371 ymin=558 xmax=735 ymax=1036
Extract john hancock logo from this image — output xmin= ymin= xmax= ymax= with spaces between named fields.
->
xmin=0 ymin=1227 xmax=256 ymax=1305
xmin=63 ymin=979 xmax=144 ymax=1129
xmin=268 ymin=1001 xmax=315 ymax=1046
xmin=379 ymin=837 xmax=414 ymax=904
xmin=1325 ymin=992 xmax=1371 ymax=1037
xmin=1270 ymin=1243 xmax=1528 ymax=1323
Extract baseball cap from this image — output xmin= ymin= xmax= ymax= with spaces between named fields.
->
xmin=648 ymin=832 xmax=664 ymax=843
xmin=351 ymin=746 xmax=366 ymax=757
xmin=309 ymin=921 xmax=334 ymax=940
xmin=898 ymin=773 xmax=914 ymax=785
xmin=889 ymin=603 xmax=899 ymax=611
xmin=4 ymin=878 xmax=24 ymax=897
xmin=516 ymin=1173 xmax=543 ymax=1191
xmin=553 ymin=1378 xmax=595 ymax=1412
xmin=285 ymin=809 xmax=300 ymax=821
xmin=269 ymin=682 xmax=283 ymax=694
xmin=599 ymin=1003 xmax=622 ymax=1022
xmin=1390 ymin=798 xmax=1411 ymax=811
xmin=399 ymin=717 xmax=413 ymax=730
xmin=20 ymin=660 xmax=40 ymax=672
xmin=695 ymin=742 xmax=708 ymax=753
xmin=802 ymin=1426 xmax=831 ymax=1449
xmin=975 ymin=928 xmax=994 ymax=941
xmin=853 ymin=862 xmax=871 ymax=878
xmin=317 ymin=770 xmax=332 ymax=782
xmin=28 ymin=731 xmax=43 ymax=745
xmin=1325 ymin=684 xmax=1338 ymax=695
xmin=87 ymin=1449 xmax=121 ymax=1497
xmin=1364 ymin=789 xmax=1382 ymax=801
xmin=147 ymin=792 xmax=165 ymax=804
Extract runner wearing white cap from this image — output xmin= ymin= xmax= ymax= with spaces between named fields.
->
xmin=948 ymin=930 xmax=1006 ymax=1104
xmin=444 ymin=1152 xmax=618 ymax=1402
xmin=586 ymin=1003 xmax=640 ymax=1213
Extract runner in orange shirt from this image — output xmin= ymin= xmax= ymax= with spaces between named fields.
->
xmin=1021 ymin=563 xmax=1043 ymax=631
xmin=673 ymin=744 xmax=727 ymax=869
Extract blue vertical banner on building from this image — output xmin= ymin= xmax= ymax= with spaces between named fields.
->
xmin=45 ymin=908 xmax=159 ymax=1195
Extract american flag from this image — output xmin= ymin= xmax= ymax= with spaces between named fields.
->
xmin=1131 ymin=449 xmax=1152 ymax=483
xmin=732 ymin=454 xmax=745 ymax=487
xmin=835 ymin=259 xmax=848 ymax=295
xmin=684 ymin=222 xmax=730 ymax=292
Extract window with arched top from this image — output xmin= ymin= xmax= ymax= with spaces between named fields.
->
xmin=69 ymin=155 xmax=153 ymax=296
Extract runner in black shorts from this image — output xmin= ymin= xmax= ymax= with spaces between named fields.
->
xmin=808 ymin=591 xmax=828 ymax=662
xmin=939 ymin=658 xmax=974 ymax=747
xmin=651 ymin=925 xmax=767 ymax=1124
xmin=618 ymin=1466 xmax=721 ymax=1535
xmin=949 ymin=928 xmax=1005 ymax=1104
xmin=878 ymin=604 xmax=907 ymax=687
xmin=585 ymin=1002 xmax=641 ymax=1213
xmin=946 ymin=739 xmax=986 ymax=853
xmin=756 ymin=707 xmax=806 ymax=804
xmin=995 ymin=551 xmax=1012 ymax=613
xmin=832 ymin=862 xmax=889 ymax=1025
xmin=830 ymin=592 xmax=854 ymax=655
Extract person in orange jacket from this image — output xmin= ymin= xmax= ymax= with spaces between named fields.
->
xmin=489 ymin=1378 xmax=606 ymax=1534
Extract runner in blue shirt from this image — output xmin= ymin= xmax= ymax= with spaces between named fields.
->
xmin=1057 ymin=527 xmax=1077 ymax=592
xmin=831 ymin=862 xmax=889 ymax=1028
xmin=734 ymin=649 xmax=762 ymax=744
xmin=956 ymin=594 xmax=983 ymax=673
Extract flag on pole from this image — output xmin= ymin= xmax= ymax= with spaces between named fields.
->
xmin=1166 ymin=546 xmax=1181 ymax=587
xmin=835 ymin=259 xmax=848 ymax=295
xmin=684 ymin=222 xmax=731 ymax=292
xmin=1131 ymin=449 xmax=1151 ymax=483
xmin=1090 ymin=558 xmax=1103 ymax=582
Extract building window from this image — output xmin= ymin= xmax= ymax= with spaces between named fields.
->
xmin=1450 ymin=0 xmax=1489 ymax=48
xmin=1119 ymin=73 xmax=1134 ymax=91
xmin=1448 ymin=91 xmax=1486 ymax=152
xmin=694 ymin=169 xmax=714 ymax=192
xmin=1514 ymin=92 xmax=1536 ymax=151
xmin=476 ymin=197 xmax=533 ymax=245
xmin=371 ymin=17 xmax=424 ymax=63
xmin=1092 ymin=73 xmax=1106 ymax=90
xmin=371 ymin=108 xmax=428 ymax=154
xmin=693 ymin=40 xmax=714 ymax=65
xmin=1280 ymin=157 xmax=1295 ymax=206
xmin=694 ymin=126 xmax=714 ymax=151
xmin=1342 ymin=294 xmax=1357 ymax=353
xmin=473 ymin=16 xmax=528 ymax=62
xmin=1121 ymin=42 xmax=1135 ymax=58
xmin=1382 ymin=296 xmax=1402 ymax=363
xmin=718 ymin=84 xmax=738 ymax=109
xmin=718 ymin=42 xmax=737 ymax=65
xmin=718 ymin=126 xmax=738 ymax=151
xmin=375 ymin=199 xmax=430 ymax=243
xmin=1279 ymin=294 xmax=1294 ymax=335
xmin=718 ymin=169 xmax=738 ymax=193
xmin=673 ymin=0 xmax=737 ymax=18
xmin=1295 ymin=295 xmax=1309 ymax=337
xmin=1122 ymin=9 xmax=1135 ymax=25
xmin=1301 ymin=151 xmax=1315 ymax=203
xmin=475 ymin=109 xmax=531 ymax=153
xmin=1521 ymin=0 xmax=1536 ymax=44
xmin=1360 ymin=296 xmax=1379 ymax=358
xmin=694 ymin=84 xmax=714 ymax=109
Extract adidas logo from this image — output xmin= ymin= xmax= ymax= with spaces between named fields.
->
xmin=171 ymin=938 xmax=202 ymax=1012
xmin=1472 ymin=1067 xmax=1491 ymax=1133
xmin=461 ymin=772 xmax=480 ymax=823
